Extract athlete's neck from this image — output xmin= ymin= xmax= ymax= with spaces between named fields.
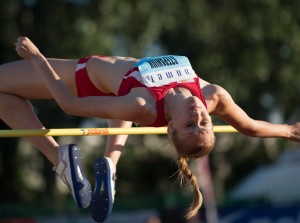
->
xmin=164 ymin=87 xmax=193 ymax=121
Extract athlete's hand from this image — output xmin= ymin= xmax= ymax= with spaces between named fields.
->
xmin=288 ymin=123 xmax=300 ymax=142
xmin=15 ymin=36 xmax=42 ymax=62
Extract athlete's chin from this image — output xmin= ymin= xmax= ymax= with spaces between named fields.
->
xmin=185 ymin=96 xmax=202 ymax=107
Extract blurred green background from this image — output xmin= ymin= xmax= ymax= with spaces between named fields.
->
xmin=1 ymin=0 xmax=300 ymax=222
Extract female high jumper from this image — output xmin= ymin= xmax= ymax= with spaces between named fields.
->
xmin=1 ymin=36 xmax=300 ymax=222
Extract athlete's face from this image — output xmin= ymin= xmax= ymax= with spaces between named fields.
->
xmin=168 ymin=96 xmax=213 ymax=145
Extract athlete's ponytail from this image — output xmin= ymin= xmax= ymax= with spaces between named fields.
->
xmin=169 ymin=128 xmax=215 ymax=219
xmin=177 ymin=156 xmax=203 ymax=219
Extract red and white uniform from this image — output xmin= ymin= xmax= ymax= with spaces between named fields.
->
xmin=75 ymin=56 xmax=207 ymax=127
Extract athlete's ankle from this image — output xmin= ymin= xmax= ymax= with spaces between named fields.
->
xmin=104 ymin=157 xmax=116 ymax=173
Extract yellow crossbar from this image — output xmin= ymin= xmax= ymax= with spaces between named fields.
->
xmin=0 ymin=126 xmax=237 ymax=137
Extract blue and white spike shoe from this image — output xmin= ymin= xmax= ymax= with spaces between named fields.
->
xmin=54 ymin=144 xmax=92 ymax=208
xmin=90 ymin=157 xmax=116 ymax=223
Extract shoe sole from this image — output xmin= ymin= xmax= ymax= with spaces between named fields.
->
xmin=90 ymin=158 xmax=113 ymax=222
xmin=68 ymin=144 xmax=91 ymax=208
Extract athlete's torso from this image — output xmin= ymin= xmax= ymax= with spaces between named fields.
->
xmin=118 ymin=55 xmax=207 ymax=126
xmin=83 ymin=55 xmax=209 ymax=126
xmin=85 ymin=56 xmax=139 ymax=95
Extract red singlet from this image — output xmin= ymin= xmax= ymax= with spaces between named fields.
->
xmin=75 ymin=56 xmax=207 ymax=127
xmin=118 ymin=67 xmax=207 ymax=127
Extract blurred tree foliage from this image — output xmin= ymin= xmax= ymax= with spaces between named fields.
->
xmin=1 ymin=0 xmax=300 ymax=215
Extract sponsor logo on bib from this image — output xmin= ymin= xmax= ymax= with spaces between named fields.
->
xmin=135 ymin=55 xmax=197 ymax=87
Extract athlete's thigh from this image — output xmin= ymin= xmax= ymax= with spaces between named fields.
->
xmin=0 ymin=59 xmax=77 ymax=99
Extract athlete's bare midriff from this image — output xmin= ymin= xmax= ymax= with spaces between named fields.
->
xmin=86 ymin=56 xmax=140 ymax=95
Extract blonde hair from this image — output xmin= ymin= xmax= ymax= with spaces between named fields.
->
xmin=169 ymin=128 xmax=215 ymax=219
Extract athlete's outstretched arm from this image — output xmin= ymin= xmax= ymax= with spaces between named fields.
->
xmin=15 ymin=36 xmax=143 ymax=122
xmin=211 ymin=85 xmax=300 ymax=142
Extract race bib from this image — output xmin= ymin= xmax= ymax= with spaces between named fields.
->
xmin=135 ymin=55 xmax=197 ymax=87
